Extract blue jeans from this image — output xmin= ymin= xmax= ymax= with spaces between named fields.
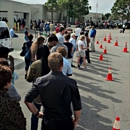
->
xmin=31 ymin=102 xmax=42 ymax=130
xmin=80 ymin=57 xmax=83 ymax=64
xmin=24 ymin=36 xmax=28 ymax=42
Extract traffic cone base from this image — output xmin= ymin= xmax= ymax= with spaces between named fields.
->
xmin=99 ymin=44 xmax=103 ymax=49
xmin=114 ymin=43 xmax=119 ymax=46
xmin=122 ymin=48 xmax=129 ymax=53
xmin=106 ymin=68 xmax=114 ymax=81
xmin=99 ymin=54 xmax=103 ymax=61
xmin=104 ymin=37 xmax=107 ymax=41
xmin=104 ymin=49 xmax=107 ymax=54
xmin=107 ymin=39 xmax=111 ymax=43
xmin=106 ymin=73 xmax=114 ymax=81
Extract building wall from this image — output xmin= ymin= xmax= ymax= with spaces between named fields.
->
xmin=14 ymin=12 xmax=24 ymax=20
xmin=31 ymin=4 xmax=43 ymax=20
xmin=84 ymin=12 xmax=102 ymax=22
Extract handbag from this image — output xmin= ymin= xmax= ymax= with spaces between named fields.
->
xmin=20 ymin=42 xmax=28 ymax=57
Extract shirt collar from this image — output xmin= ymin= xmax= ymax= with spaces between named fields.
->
xmin=51 ymin=71 xmax=63 ymax=75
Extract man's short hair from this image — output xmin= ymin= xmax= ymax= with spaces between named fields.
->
xmin=80 ymin=31 xmax=84 ymax=35
xmin=56 ymin=47 xmax=67 ymax=57
xmin=59 ymin=27 xmax=65 ymax=32
xmin=64 ymin=34 xmax=70 ymax=41
xmin=0 ymin=65 xmax=12 ymax=90
xmin=48 ymin=52 xmax=63 ymax=71
xmin=48 ymin=35 xmax=58 ymax=42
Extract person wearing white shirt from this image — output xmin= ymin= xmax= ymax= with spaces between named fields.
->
xmin=77 ymin=35 xmax=87 ymax=70
xmin=74 ymin=25 xmax=82 ymax=39
xmin=122 ymin=24 xmax=126 ymax=33
xmin=56 ymin=27 xmax=65 ymax=44
xmin=56 ymin=47 xmax=73 ymax=76
xmin=69 ymin=33 xmax=76 ymax=67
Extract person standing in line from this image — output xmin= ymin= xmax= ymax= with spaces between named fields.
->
xmin=0 ymin=65 xmax=26 ymax=130
xmin=74 ymin=25 xmax=82 ymax=40
xmin=0 ymin=58 xmax=21 ymax=102
xmin=69 ymin=33 xmax=76 ymax=67
xmin=90 ymin=26 xmax=96 ymax=52
xmin=51 ymin=29 xmax=68 ymax=57
xmin=24 ymin=26 xmax=29 ymax=42
xmin=31 ymin=36 xmax=45 ymax=62
xmin=85 ymin=32 xmax=91 ymax=63
xmin=56 ymin=27 xmax=65 ymax=44
xmin=56 ymin=47 xmax=73 ymax=76
xmin=77 ymin=35 xmax=87 ymax=70
xmin=26 ymin=45 xmax=50 ymax=130
xmin=24 ymin=34 xmax=33 ymax=79
xmin=63 ymin=34 xmax=73 ymax=64
xmin=24 ymin=52 xmax=82 ymax=130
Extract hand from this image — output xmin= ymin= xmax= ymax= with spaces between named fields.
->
xmin=72 ymin=118 xmax=78 ymax=129
xmin=37 ymin=111 xmax=44 ymax=118
xmin=8 ymin=55 xmax=14 ymax=62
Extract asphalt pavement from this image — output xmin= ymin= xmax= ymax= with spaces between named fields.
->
xmin=11 ymin=29 xmax=130 ymax=130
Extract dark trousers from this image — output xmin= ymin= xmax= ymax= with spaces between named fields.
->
xmin=31 ymin=102 xmax=42 ymax=130
xmin=41 ymin=118 xmax=74 ymax=130
xmin=25 ymin=58 xmax=31 ymax=71
xmin=86 ymin=49 xmax=91 ymax=63
xmin=80 ymin=50 xmax=91 ymax=64
xmin=123 ymin=28 xmax=125 ymax=33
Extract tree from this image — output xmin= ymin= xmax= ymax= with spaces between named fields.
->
xmin=57 ymin=0 xmax=91 ymax=21
xmin=44 ymin=0 xmax=58 ymax=20
xmin=102 ymin=14 xmax=106 ymax=20
xmin=111 ymin=0 xmax=130 ymax=22
xmin=105 ymin=13 xmax=111 ymax=20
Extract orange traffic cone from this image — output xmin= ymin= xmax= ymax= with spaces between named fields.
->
xmin=96 ymin=39 xmax=99 ymax=44
xmin=99 ymin=42 xmax=103 ymax=49
xmin=107 ymin=37 xmax=111 ymax=43
xmin=114 ymin=38 xmax=119 ymax=46
xmin=103 ymin=46 xmax=107 ymax=54
xmin=112 ymin=117 xmax=120 ymax=130
xmin=99 ymin=53 xmax=103 ymax=61
xmin=106 ymin=68 xmax=114 ymax=81
xmin=104 ymin=34 xmax=107 ymax=41
xmin=122 ymin=42 xmax=129 ymax=53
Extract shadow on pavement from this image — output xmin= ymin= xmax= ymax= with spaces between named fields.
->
xmin=75 ymin=96 xmax=112 ymax=130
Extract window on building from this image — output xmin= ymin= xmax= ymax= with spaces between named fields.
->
xmin=0 ymin=27 xmax=10 ymax=39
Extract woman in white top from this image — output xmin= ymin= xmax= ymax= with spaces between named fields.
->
xmin=77 ymin=35 xmax=87 ymax=70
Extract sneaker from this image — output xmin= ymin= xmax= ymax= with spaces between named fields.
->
xmin=84 ymin=68 xmax=87 ymax=70
xmin=78 ymin=64 xmax=80 ymax=69
xmin=71 ymin=64 xmax=76 ymax=67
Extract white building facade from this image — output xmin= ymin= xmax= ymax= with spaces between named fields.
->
xmin=0 ymin=0 xmax=102 ymax=29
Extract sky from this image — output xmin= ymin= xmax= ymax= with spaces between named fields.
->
xmin=11 ymin=0 xmax=116 ymax=14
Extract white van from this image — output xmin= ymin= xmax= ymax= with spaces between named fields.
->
xmin=0 ymin=21 xmax=13 ymax=51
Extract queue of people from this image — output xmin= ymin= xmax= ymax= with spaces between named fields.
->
xmin=0 ymin=23 xmax=97 ymax=130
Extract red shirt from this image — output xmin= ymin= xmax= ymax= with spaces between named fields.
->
xmin=56 ymin=27 xmax=60 ymax=33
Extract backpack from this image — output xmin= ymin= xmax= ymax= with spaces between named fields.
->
xmin=20 ymin=42 xmax=28 ymax=57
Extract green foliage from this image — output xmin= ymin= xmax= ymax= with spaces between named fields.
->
xmin=102 ymin=14 xmax=106 ymax=20
xmin=44 ymin=0 xmax=58 ymax=20
xmin=105 ymin=13 xmax=111 ymax=20
xmin=111 ymin=0 xmax=130 ymax=21
xmin=57 ymin=0 xmax=91 ymax=18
